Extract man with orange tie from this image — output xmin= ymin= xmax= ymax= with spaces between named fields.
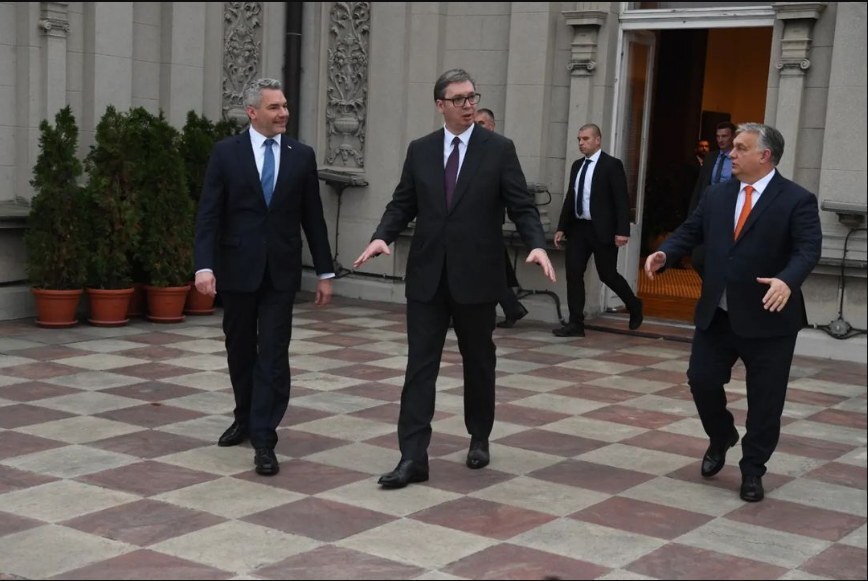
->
xmin=644 ymin=123 xmax=821 ymax=502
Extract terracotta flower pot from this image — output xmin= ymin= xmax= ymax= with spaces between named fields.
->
xmin=145 ymin=285 xmax=190 ymax=323
xmin=87 ymin=288 xmax=134 ymax=327
xmin=185 ymin=282 xmax=216 ymax=315
xmin=31 ymin=288 xmax=82 ymax=328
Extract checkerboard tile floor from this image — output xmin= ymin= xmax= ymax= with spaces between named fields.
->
xmin=1 ymin=294 xmax=865 ymax=580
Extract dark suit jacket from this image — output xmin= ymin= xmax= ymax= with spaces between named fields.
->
xmin=373 ymin=126 xmax=545 ymax=304
xmin=194 ymin=132 xmax=334 ymax=293
xmin=689 ymin=149 xmax=731 ymax=215
xmin=659 ymin=171 xmax=821 ymax=338
xmin=557 ymin=151 xmax=630 ymax=244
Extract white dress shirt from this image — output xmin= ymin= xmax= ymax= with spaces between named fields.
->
xmin=443 ymin=123 xmax=475 ymax=175
xmin=574 ymin=149 xmax=601 ymax=220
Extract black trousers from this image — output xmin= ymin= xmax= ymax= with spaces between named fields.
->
xmin=398 ymin=269 xmax=497 ymax=462
xmin=221 ymin=268 xmax=295 ymax=450
xmin=498 ymin=248 xmax=524 ymax=319
xmin=688 ymin=308 xmax=797 ymax=477
xmin=565 ymin=220 xmax=637 ymax=323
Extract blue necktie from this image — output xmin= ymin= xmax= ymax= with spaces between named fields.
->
xmin=713 ymin=151 xmax=726 ymax=184
xmin=261 ymin=138 xmax=275 ymax=206
xmin=574 ymin=158 xmax=592 ymax=218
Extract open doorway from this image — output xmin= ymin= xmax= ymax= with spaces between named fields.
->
xmin=637 ymin=26 xmax=773 ymax=321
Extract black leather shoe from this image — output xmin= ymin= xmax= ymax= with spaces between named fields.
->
xmin=629 ymin=299 xmax=644 ymax=330
xmin=254 ymin=448 xmax=279 ymax=476
xmin=553 ymin=322 xmax=585 ymax=337
xmin=497 ymin=304 xmax=528 ymax=329
xmin=740 ymin=475 xmax=764 ymax=502
xmin=218 ymin=421 xmax=248 ymax=447
xmin=378 ymin=459 xmax=429 ymax=489
xmin=701 ymin=428 xmax=739 ymax=477
xmin=466 ymin=439 xmax=490 ymax=469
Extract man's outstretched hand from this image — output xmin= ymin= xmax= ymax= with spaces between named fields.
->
xmin=527 ymin=248 xmax=556 ymax=283
xmin=353 ymin=239 xmax=390 ymax=268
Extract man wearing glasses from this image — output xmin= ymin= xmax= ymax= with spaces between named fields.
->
xmin=355 ymin=69 xmax=555 ymax=488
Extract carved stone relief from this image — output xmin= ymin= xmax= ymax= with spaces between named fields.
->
xmin=326 ymin=2 xmax=370 ymax=168
xmin=223 ymin=2 xmax=262 ymax=123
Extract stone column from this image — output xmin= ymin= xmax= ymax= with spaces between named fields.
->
xmin=771 ymin=2 xmax=826 ymax=178
xmin=82 ymin=2 xmax=134 ymax=132
xmin=14 ymin=3 xmax=41 ymax=201
xmin=39 ymin=2 xmax=70 ymax=119
xmin=160 ymin=3 xmax=207 ymax=127
xmin=562 ymin=7 xmax=608 ymax=167
xmin=504 ymin=3 xmax=557 ymax=183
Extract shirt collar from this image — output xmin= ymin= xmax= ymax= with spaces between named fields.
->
xmin=741 ymin=168 xmax=776 ymax=195
xmin=586 ymin=149 xmax=602 ymax=162
xmin=444 ymin=123 xmax=475 ymax=146
xmin=249 ymin=127 xmax=282 ymax=148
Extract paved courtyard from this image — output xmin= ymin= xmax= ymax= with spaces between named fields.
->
xmin=0 ymin=294 xmax=865 ymax=580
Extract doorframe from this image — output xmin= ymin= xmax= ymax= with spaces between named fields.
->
xmin=602 ymin=5 xmax=777 ymax=313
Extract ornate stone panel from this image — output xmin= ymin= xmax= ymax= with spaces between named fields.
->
xmin=223 ymin=2 xmax=263 ymax=122
xmin=325 ymin=2 xmax=369 ymax=168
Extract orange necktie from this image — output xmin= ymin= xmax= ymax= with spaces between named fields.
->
xmin=734 ymin=185 xmax=754 ymax=239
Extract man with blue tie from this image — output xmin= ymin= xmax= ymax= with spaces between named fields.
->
xmin=688 ymin=121 xmax=737 ymax=276
xmin=645 ymin=123 xmax=822 ymax=502
xmin=194 ymin=78 xmax=335 ymax=476
xmin=553 ymin=123 xmax=643 ymax=337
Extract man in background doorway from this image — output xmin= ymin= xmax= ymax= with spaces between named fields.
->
xmin=695 ymin=139 xmax=711 ymax=166
xmin=689 ymin=121 xmax=737 ymax=277
xmin=553 ymin=123 xmax=643 ymax=337
xmin=475 ymin=108 xmax=529 ymax=329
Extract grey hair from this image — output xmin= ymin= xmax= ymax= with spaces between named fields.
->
xmin=737 ymin=122 xmax=785 ymax=165
xmin=433 ymin=69 xmax=476 ymax=101
xmin=243 ymin=78 xmax=282 ymax=108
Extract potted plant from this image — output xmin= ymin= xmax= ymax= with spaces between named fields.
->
xmin=137 ymin=110 xmax=195 ymax=322
xmin=24 ymin=106 xmax=89 ymax=327
xmin=179 ymin=112 xmax=239 ymax=315
xmin=82 ymin=105 xmax=140 ymax=326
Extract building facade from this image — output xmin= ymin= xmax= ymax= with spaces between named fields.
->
xmin=1 ymin=2 xmax=865 ymax=360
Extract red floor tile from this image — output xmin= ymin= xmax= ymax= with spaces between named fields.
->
xmin=571 ymin=497 xmax=713 ymax=539
xmin=244 ymin=497 xmax=395 ymax=542
xmin=63 ymin=499 xmax=224 ymax=546
xmin=412 ymin=497 xmax=556 ymax=540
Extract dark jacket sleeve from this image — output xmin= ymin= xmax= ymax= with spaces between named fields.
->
xmin=299 ymin=147 xmax=335 ymax=275
xmin=373 ymin=142 xmax=419 ymax=244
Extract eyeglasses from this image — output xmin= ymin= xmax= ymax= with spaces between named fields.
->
xmin=440 ymin=93 xmax=481 ymax=107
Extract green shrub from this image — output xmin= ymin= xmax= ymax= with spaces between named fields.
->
xmin=25 ymin=106 xmax=88 ymax=290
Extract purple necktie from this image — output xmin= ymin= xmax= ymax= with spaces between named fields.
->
xmin=444 ymin=136 xmax=461 ymax=209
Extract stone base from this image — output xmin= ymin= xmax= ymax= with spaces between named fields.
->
xmin=795 ymin=327 xmax=867 ymax=364
xmin=0 ymin=284 xmax=36 ymax=321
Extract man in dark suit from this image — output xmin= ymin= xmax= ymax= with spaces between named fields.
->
xmin=354 ymin=69 xmax=556 ymax=488
xmin=688 ymin=121 xmax=737 ymax=276
xmin=194 ymin=78 xmax=334 ymax=476
xmin=553 ymin=123 xmax=643 ymax=337
xmin=645 ymin=123 xmax=821 ymax=502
